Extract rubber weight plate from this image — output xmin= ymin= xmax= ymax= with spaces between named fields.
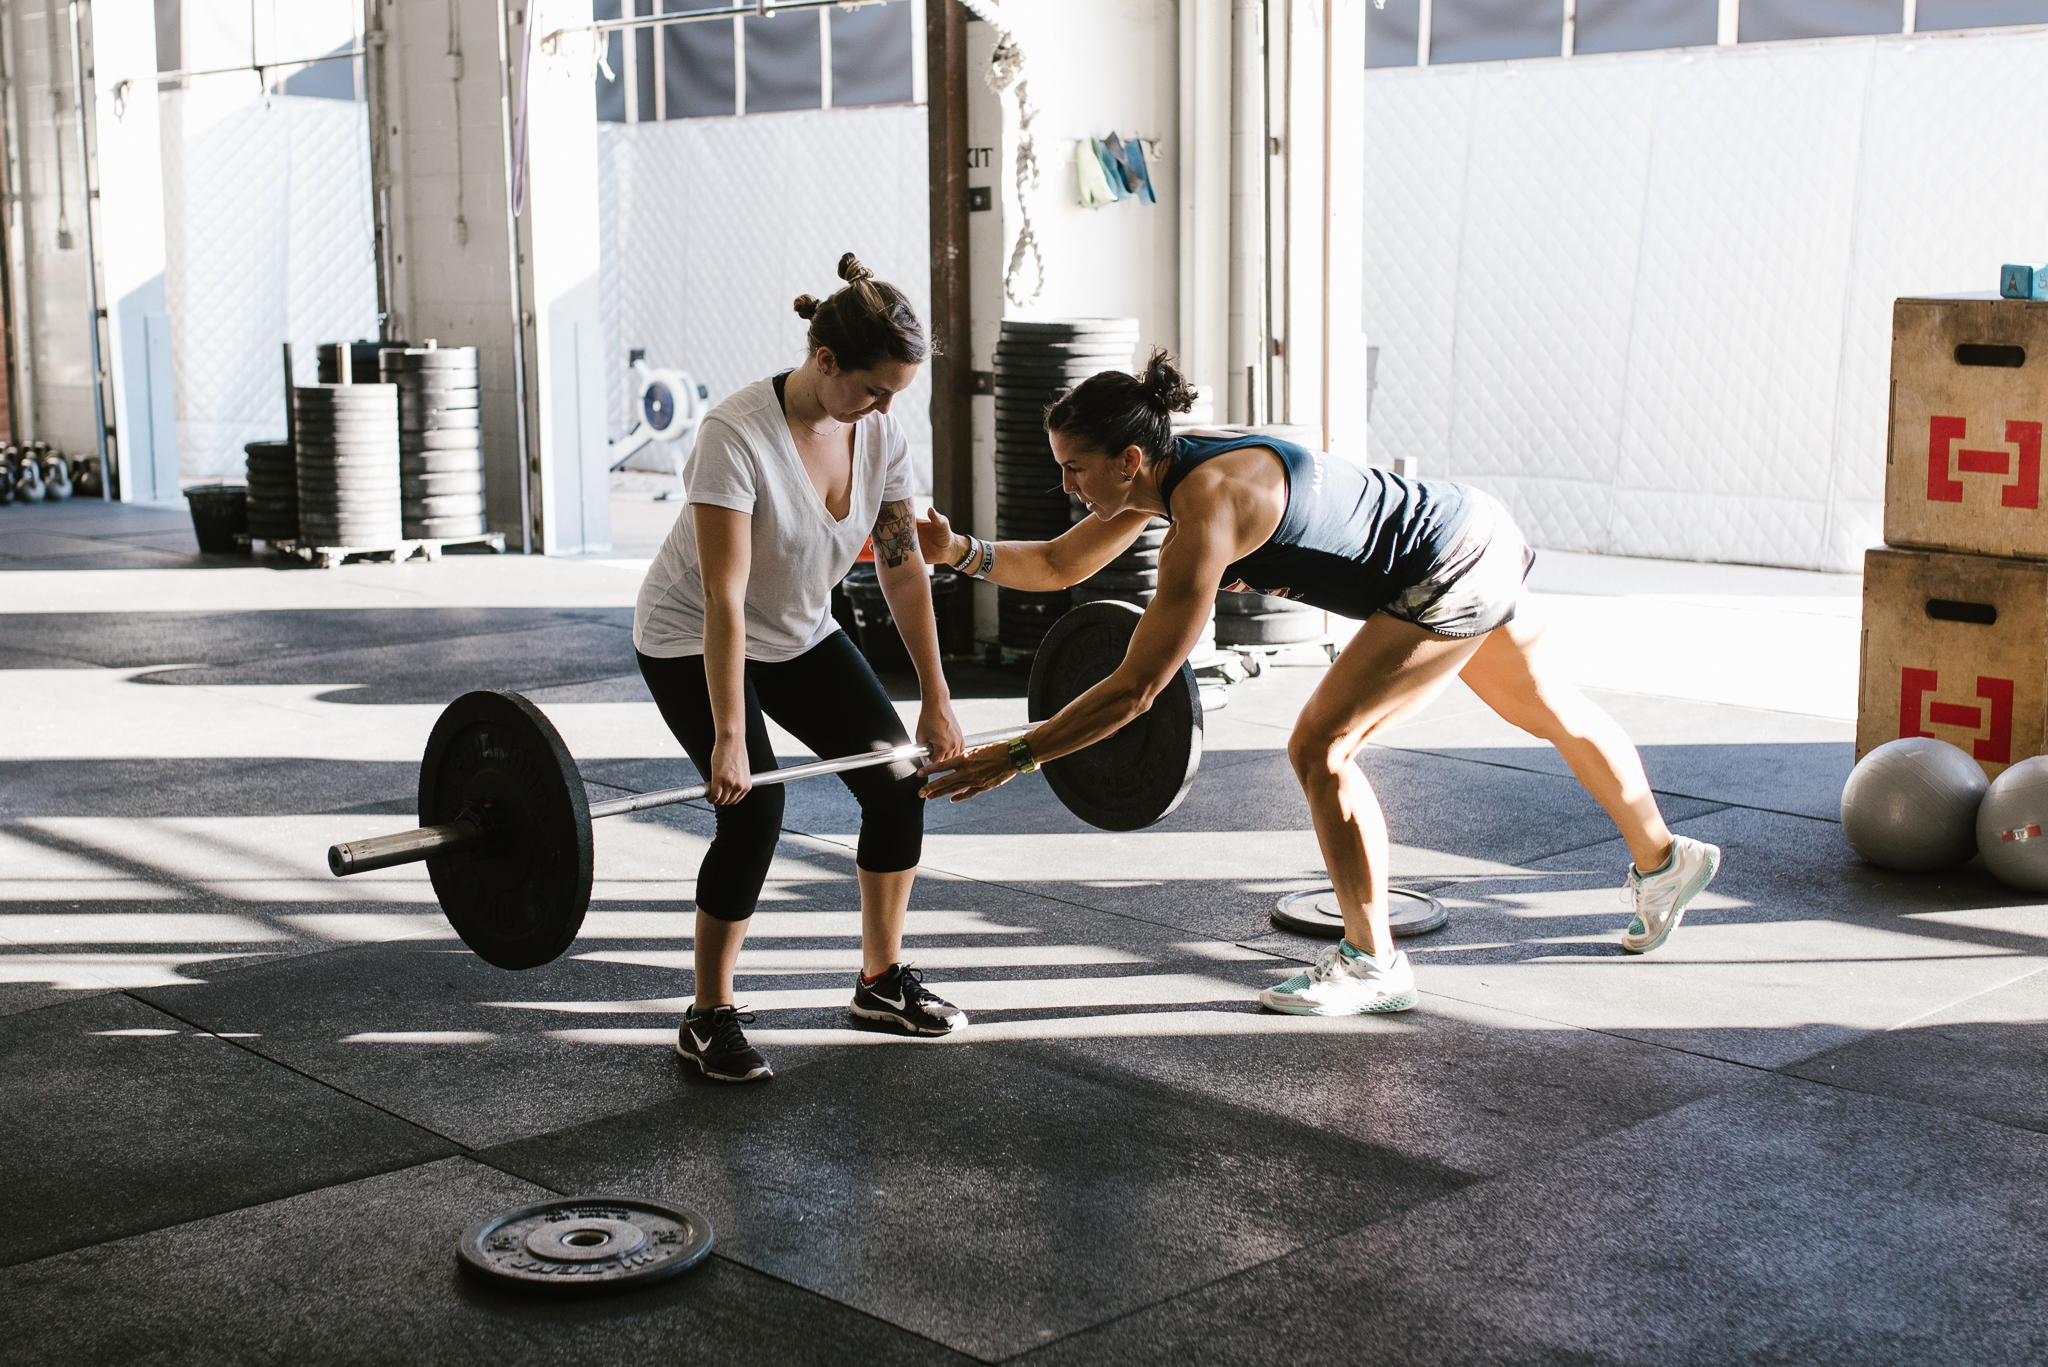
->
xmin=458 ymin=1195 xmax=713 ymax=1293
xmin=401 ymin=408 xmax=482 ymax=432
xmin=1271 ymin=886 xmax=1448 ymax=939
xmin=419 ymin=690 xmax=592 ymax=970
xmin=411 ymin=515 xmax=489 ymax=539
xmin=404 ymin=470 xmax=487 ymax=497
xmin=404 ymin=429 xmax=486 ymax=451
xmin=1027 ymin=600 xmax=1203 ymax=830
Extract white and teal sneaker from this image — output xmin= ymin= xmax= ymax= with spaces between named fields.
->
xmin=1619 ymin=835 xmax=1722 ymax=955
xmin=1259 ymin=940 xmax=1418 ymax=1016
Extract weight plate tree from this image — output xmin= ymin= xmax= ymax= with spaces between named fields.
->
xmin=994 ymin=317 xmax=1138 ymax=652
xmin=1026 ymin=599 xmax=1203 ymax=830
xmin=458 ymin=1196 xmax=714 ymax=1293
xmin=1271 ymin=887 xmax=1449 ymax=939
xmin=384 ymin=345 xmax=485 ymax=541
xmin=292 ymin=383 xmax=400 ymax=548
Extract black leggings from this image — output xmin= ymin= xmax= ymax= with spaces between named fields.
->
xmin=636 ymin=631 xmax=922 ymax=922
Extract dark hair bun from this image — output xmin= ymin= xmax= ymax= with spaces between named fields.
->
xmin=838 ymin=252 xmax=874 ymax=287
xmin=1139 ymin=347 xmax=1198 ymax=415
xmin=793 ymin=293 xmax=822 ymax=321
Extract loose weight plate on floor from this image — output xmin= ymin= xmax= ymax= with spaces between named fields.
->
xmin=458 ymin=1196 xmax=713 ymax=1294
xmin=1027 ymin=599 xmax=1203 ymax=830
xmin=419 ymin=690 xmax=592 ymax=970
xmin=1271 ymin=887 xmax=1448 ymax=939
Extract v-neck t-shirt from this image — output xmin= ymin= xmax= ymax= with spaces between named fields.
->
xmin=634 ymin=374 xmax=913 ymax=661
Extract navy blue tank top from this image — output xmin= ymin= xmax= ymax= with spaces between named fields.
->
xmin=1158 ymin=432 xmax=1473 ymax=620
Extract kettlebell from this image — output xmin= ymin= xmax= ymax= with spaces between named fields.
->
xmin=0 ymin=458 xmax=13 ymax=505
xmin=41 ymin=450 xmax=71 ymax=500
xmin=14 ymin=451 xmax=44 ymax=503
xmin=72 ymin=454 xmax=102 ymax=499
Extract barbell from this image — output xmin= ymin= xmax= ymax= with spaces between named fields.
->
xmin=325 ymin=600 xmax=1205 ymax=970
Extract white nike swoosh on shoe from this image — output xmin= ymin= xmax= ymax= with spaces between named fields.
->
xmin=689 ymin=1030 xmax=713 ymax=1051
xmin=871 ymin=992 xmax=908 ymax=1010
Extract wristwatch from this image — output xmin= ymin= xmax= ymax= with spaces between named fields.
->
xmin=1007 ymin=735 xmax=1039 ymax=774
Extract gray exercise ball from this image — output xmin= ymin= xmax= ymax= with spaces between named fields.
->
xmin=1840 ymin=737 xmax=1987 ymax=871
xmin=1977 ymin=755 xmax=2048 ymax=891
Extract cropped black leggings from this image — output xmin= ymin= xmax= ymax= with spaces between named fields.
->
xmin=636 ymin=631 xmax=923 ymax=922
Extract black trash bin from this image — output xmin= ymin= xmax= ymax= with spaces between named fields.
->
xmin=841 ymin=566 xmax=965 ymax=673
xmin=185 ymin=483 xmax=250 ymax=555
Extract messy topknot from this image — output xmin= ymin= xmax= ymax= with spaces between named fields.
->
xmin=791 ymin=252 xmax=929 ymax=370
xmin=1043 ymin=346 xmax=1193 ymax=462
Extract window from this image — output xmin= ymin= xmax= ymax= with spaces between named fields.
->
xmin=599 ymin=0 xmax=917 ymax=122
xmin=1916 ymin=0 xmax=2048 ymax=30
xmin=1574 ymin=0 xmax=1719 ymax=55
xmin=1366 ymin=0 xmax=1421 ymax=68
xmin=1430 ymin=1 xmax=1564 ymax=64
xmin=1737 ymin=0 xmax=1904 ymax=42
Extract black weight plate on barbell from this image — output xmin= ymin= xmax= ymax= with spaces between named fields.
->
xmin=1027 ymin=599 xmax=1202 ymax=831
xmin=1270 ymin=886 xmax=1448 ymax=940
xmin=1071 ymin=585 xmax=1157 ymax=608
xmin=458 ymin=1194 xmax=712 ymax=1293
xmin=419 ymin=690 xmax=591 ymax=970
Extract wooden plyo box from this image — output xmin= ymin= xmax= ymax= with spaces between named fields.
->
xmin=1886 ymin=295 xmax=2048 ymax=559
xmin=1858 ymin=547 xmax=2048 ymax=779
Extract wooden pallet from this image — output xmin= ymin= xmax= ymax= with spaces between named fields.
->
xmin=266 ymin=532 xmax=505 ymax=569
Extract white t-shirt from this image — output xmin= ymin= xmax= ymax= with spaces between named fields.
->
xmin=634 ymin=375 xmax=914 ymax=662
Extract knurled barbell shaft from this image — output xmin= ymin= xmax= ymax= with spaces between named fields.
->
xmin=326 ymin=723 xmax=1034 ymax=878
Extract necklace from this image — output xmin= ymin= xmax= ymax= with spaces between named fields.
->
xmin=787 ymin=371 xmax=840 ymax=437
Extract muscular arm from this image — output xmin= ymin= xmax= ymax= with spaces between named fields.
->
xmin=917 ymin=507 xmax=1153 ymax=590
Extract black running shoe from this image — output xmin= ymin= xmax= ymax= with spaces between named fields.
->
xmin=850 ymin=963 xmax=967 ymax=1035
xmin=675 ymin=1006 xmax=772 ymax=1082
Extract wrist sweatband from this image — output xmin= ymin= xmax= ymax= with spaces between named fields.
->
xmin=968 ymin=538 xmax=995 ymax=580
xmin=1007 ymin=735 xmax=1039 ymax=774
xmin=952 ymin=534 xmax=979 ymax=572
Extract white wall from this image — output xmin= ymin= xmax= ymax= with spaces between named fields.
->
xmin=1360 ymin=25 xmax=2048 ymax=572
xmin=596 ymin=104 xmax=933 ymax=491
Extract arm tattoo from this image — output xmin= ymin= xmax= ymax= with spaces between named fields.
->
xmin=873 ymin=498 xmax=916 ymax=568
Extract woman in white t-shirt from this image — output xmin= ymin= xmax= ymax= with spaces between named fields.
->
xmin=634 ymin=253 xmax=966 ymax=1082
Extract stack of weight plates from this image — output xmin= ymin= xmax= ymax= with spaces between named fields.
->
xmin=994 ymin=318 xmax=1138 ymax=651
xmin=292 ymin=384 xmax=400 ymax=548
xmin=1073 ymin=516 xmax=1166 ymax=607
xmin=242 ymin=439 xmax=297 ymax=543
xmin=1215 ymin=588 xmax=1324 ymax=645
xmin=381 ymin=346 xmax=485 ymax=541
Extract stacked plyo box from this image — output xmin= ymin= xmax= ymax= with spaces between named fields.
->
xmin=1865 ymin=296 xmax=2048 ymax=778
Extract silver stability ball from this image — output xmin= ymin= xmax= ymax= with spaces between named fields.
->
xmin=1976 ymin=755 xmax=2048 ymax=891
xmin=1840 ymin=737 xmax=1987 ymax=871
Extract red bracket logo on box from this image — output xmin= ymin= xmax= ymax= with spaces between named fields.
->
xmin=1899 ymin=667 xmax=2014 ymax=763
xmin=1927 ymin=416 xmax=2041 ymax=508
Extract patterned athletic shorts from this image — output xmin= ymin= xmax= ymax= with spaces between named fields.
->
xmin=1379 ymin=491 xmax=1535 ymax=639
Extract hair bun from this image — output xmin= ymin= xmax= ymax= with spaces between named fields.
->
xmin=837 ymin=252 xmax=874 ymax=286
xmin=1139 ymin=347 xmax=1198 ymax=415
xmin=793 ymin=293 xmax=822 ymax=321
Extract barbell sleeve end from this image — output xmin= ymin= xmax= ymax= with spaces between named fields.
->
xmin=328 ymin=818 xmax=484 ymax=877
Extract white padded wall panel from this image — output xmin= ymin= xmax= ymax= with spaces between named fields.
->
xmin=598 ymin=106 xmax=933 ymax=493
xmin=1610 ymin=42 xmax=1868 ymax=566
xmin=160 ymin=89 xmax=378 ymax=480
xmin=1824 ymin=28 xmax=2048 ymax=567
xmin=1358 ymin=69 xmax=1477 ymax=482
xmin=1447 ymin=58 xmax=1658 ymax=551
xmin=1363 ymin=27 xmax=2048 ymax=569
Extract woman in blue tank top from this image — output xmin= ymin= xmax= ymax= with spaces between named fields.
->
xmin=918 ymin=350 xmax=1720 ymax=1017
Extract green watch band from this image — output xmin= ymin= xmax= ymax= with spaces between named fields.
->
xmin=1007 ymin=735 xmax=1039 ymax=774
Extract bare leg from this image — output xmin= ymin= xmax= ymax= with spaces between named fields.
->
xmin=858 ymin=866 xmax=916 ymax=977
xmin=1458 ymin=602 xmax=1673 ymax=872
xmin=1290 ymin=615 xmax=1488 ymax=959
xmin=692 ymin=910 xmax=748 ymax=1008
